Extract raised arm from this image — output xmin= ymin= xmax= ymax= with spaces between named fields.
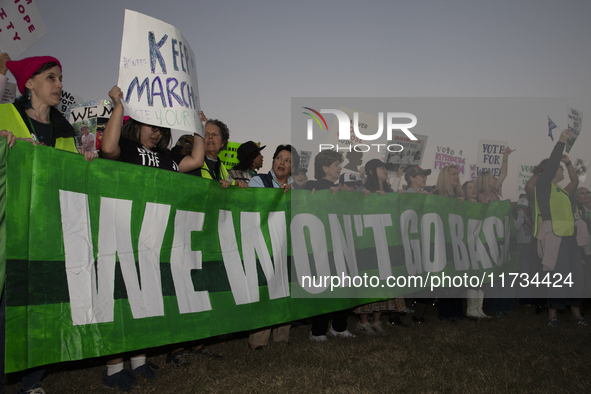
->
xmin=178 ymin=134 xmax=205 ymax=173
xmin=495 ymin=146 xmax=514 ymax=189
xmin=524 ymin=172 xmax=539 ymax=203
xmin=562 ymin=154 xmax=579 ymax=196
xmin=101 ymin=86 xmax=124 ymax=160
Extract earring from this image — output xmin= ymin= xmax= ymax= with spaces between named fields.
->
xmin=27 ymin=92 xmax=31 ymax=100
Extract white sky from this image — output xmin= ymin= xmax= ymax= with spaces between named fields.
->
xmin=9 ymin=0 xmax=591 ymax=200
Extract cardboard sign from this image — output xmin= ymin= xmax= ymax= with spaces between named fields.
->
xmin=384 ymin=133 xmax=428 ymax=172
xmin=218 ymin=141 xmax=240 ymax=169
xmin=298 ymin=150 xmax=312 ymax=171
xmin=517 ymin=164 xmax=534 ymax=194
xmin=565 ymin=107 xmax=582 ymax=153
xmin=0 ymin=80 xmax=15 ymax=103
xmin=476 ymin=140 xmax=508 ymax=176
xmin=433 ymin=146 xmax=465 ymax=176
xmin=57 ymin=89 xmax=83 ymax=116
xmin=0 ymin=0 xmax=48 ymax=58
xmin=65 ymin=100 xmax=113 ymax=154
xmin=469 ymin=164 xmax=477 ymax=182
xmin=117 ymin=10 xmax=202 ymax=136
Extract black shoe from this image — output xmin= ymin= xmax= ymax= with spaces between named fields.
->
xmin=166 ymin=350 xmax=191 ymax=366
xmin=389 ymin=315 xmax=407 ymax=327
xmin=189 ymin=346 xmax=223 ymax=359
xmin=412 ymin=316 xmax=427 ymax=324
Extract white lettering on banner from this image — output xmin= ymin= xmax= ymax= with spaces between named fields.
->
xmin=60 ymin=190 xmax=113 ymax=325
xmin=448 ymin=214 xmax=470 ymax=271
xmin=421 ymin=213 xmax=446 ymax=273
xmin=59 ymin=191 xmax=168 ymax=325
xmin=363 ymin=214 xmax=394 ymax=279
xmin=401 ymin=210 xmax=422 ymax=275
xmin=218 ymin=210 xmax=289 ymax=305
xmin=466 ymin=219 xmax=493 ymax=270
xmin=400 ymin=211 xmax=511 ymax=278
xmin=328 ymin=214 xmax=359 ymax=281
xmin=170 ymin=210 xmax=211 ymax=314
xmin=290 ymin=213 xmax=331 ymax=293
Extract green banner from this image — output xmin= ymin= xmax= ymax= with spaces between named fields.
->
xmin=2 ymin=140 xmax=517 ymax=372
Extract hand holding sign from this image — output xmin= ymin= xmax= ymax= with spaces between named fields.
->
xmin=0 ymin=52 xmax=11 ymax=75
xmin=503 ymin=147 xmax=515 ymax=157
xmin=559 ymin=128 xmax=570 ymax=143
xmin=108 ymin=86 xmax=124 ymax=109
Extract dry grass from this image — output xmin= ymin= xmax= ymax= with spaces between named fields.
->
xmin=5 ymin=302 xmax=591 ymax=393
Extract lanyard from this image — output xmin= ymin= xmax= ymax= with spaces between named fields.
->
xmin=26 ymin=114 xmax=53 ymax=146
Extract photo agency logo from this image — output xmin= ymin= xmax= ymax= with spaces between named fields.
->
xmin=302 ymin=107 xmax=419 ymax=153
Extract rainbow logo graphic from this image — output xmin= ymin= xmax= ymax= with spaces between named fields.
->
xmin=302 ymin=107 xmax=329 ymax=139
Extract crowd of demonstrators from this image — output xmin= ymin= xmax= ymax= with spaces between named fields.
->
xmin=228 ymin=141 xmax=265 ymax=184
xmin=2 ymin=55 xmax=591 ymax=392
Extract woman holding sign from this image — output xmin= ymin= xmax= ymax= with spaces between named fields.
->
xmin=98 ymin=86 xmax=205 ymax=391
xmin=101 ymin=86 xmax=204 ymax=172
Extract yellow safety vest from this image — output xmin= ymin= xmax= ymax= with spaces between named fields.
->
xmin=200 ymin=158 xmax=235 ymax=185
xmin=534 ymin=184 xmax=574 ymax=237
xmin=0 ymin=103 xmax=77 ymax=153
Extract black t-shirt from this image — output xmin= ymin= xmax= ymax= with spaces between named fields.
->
xmin=29 ymin=117 xmax=52 ymax=146
xmin=116 ymin=137 xmax=179 ymax=172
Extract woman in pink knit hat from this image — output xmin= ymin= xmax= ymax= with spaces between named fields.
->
xmin=0 ymin=55 xmax=97 ymax=161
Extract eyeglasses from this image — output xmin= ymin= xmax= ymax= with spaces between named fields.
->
xmin=149 ymin=126 xmax=169 ymax=135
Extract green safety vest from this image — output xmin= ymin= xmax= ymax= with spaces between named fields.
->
xmin=0 ymin=103 xmax=77 ymax=153
xmin=534 ymin=183 xmax=574 ymax=237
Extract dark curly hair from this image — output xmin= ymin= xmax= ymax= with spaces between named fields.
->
xmin=205 ymin=119 xmax=230 ymax=150
xmin=314 ymin=150 xmax=343 ymax=180
xmin=121 ymin=119 xmax=171 ymax=153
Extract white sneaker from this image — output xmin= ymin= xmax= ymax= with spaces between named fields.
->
xmin=356 ymin=321 xmax=376 ymax=335
xmin=309 ymin=332 xmax=328 ymax=342
xmin=328 ymin=326 xmax=356 ymax=338
xmin=372 ymin=321 xmax=386 ymax=334
xmin=22 ymin=388 xmax=46 ymax=394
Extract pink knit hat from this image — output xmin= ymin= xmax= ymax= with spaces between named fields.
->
xmin=6 ymin=56 xmax=62 ymax=94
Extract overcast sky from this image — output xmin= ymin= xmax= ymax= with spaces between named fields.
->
xmin=9 ymin=0 xmax=591 ymax=199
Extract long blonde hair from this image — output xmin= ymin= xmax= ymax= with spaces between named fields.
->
xmin=475 ymin=170 xmax=494 ymax=202
xmin=436 ymin=165 xmax=464 ymax=198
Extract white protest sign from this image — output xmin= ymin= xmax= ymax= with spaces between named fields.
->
xmin=0 ymin=80 xmax=15 ymax=103
xmin=118 ymin=10 xmax=202 ymax=136
xmin=565 ymin=107 xmax=582 ymax=153
xmin=476 ymin=140 xmax=508 ymax=176
xmin=298 ymin=150 xmax=312 ymax=171
xmin=433 ymin=146 xmax=465 ymax=176
xmin=57 ymin=89 xmax=84 ymax=117
xmin=0 ymin=0 xmax=47 ymax=58
xmin=517 ymin=164 xmax=534 ymax=194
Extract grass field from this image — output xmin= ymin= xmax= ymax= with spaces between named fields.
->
xmin=4 ymin=301 xmax=590 ymax=393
